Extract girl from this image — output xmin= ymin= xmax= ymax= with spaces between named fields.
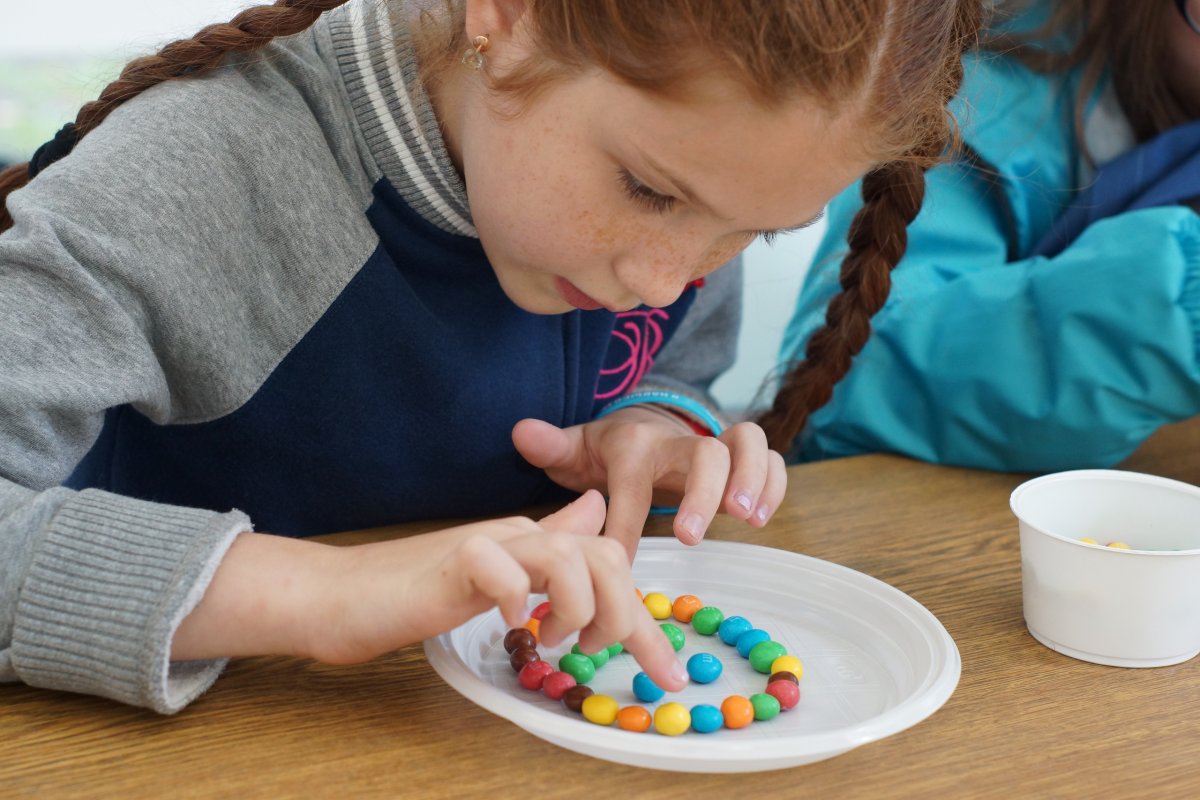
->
xmin=0 ymin=0 xmax=979 ymax=713
xmin=766 ymin=0 xmax=1200 ymax=470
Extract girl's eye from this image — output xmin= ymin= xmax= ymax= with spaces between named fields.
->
xmin=618 ymin=169 xmax=676 ymax=214
xmin=757 ymin=230 xmax=779 ymax=246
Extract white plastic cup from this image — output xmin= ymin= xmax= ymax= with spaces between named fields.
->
xmin=1010 ymin=469 xmax=1200 ymax=667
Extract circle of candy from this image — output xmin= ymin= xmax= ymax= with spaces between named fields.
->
xmin=501 ymin=591 xmax=803 ymax=736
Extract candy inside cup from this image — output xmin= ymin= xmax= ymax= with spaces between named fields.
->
xmin=1011 ymin=469 xmax=1200 ymax=667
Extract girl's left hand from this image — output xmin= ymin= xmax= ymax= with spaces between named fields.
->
xmin=512 ymin=406 xmax=786 ymax=557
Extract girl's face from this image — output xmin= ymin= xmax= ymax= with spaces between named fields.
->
xmin=441 ymin=58 xmax=872 ymax=314
xmin=1168 ymin=0 xmax=1200 ymax=114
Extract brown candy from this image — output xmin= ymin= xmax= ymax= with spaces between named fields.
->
xmin=561 ymin=685 xmax=594 ymax=713
xmin=504 ymin=627 xmax=537 ymax=654
xmin=768 ymin=671 xmax=799 ymax=686
xmin=509 ymin=647 xmax=540 ymax=673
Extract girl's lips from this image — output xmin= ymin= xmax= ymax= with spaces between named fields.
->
xmin=554 ymin=277 xmax=606 ymax=311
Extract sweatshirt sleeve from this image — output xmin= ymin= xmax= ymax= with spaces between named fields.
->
xmin=782 ymin=169 xmax=1200 ymax=471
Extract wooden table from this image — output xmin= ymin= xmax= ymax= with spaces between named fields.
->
xmin=6 ymin=420 xmax=1200 ymax=799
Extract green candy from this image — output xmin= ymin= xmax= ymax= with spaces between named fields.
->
xmin=748 ymin=640 xmax=788 ymax=674
xmin=558 ymin=652 xmax=597 ymax=684
xmin=750 ymin=692 xmax=781 ymax=721
xmin=691 ymin=606 xmax=724 ymax=635
xmin=660 ymin=623 xmax=686 ymax=652
xmin=606 ymin=642 xmax=624 ymax=656
xmin=570 ymin=643 xmax=610 ymax=669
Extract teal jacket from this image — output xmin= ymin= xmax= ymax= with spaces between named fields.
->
xmin=781 ymin=51 xmax=1200 ymax=471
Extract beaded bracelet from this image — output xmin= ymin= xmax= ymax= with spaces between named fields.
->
xmin=502 ymin=591 xmax=803 ymax=736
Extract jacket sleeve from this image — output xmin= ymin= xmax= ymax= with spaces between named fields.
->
xmin=0 ymin=174 xmax=252 ymax=712
xmin=782 ymin=165 xmax=1200 ymax=471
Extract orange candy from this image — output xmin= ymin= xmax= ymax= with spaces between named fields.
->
xmin=616 ymin=705 xmax=653 ymax=732
xmin=671 ymin=594 xmax=703 ymax=623
xmin=720 ymin=695 xmax=755 ymax=729
xmin=635 ymin=588 xmax=644 ymax=601
xmin=522 ymin=617 xmax=541 ymax=641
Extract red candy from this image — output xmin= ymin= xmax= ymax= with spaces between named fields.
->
xmin=540 ymin=670 xmax=577 ymax=700
xmin=530 ymin=601 xmax=552 ymax=620
xmin=766 ymin=679 xmax=800 ymax=710
xmin=518 ymin=659 xmax=555 ymax=690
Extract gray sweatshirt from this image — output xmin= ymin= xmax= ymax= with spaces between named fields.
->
xmin=0 ymin=0 xmax=742 ymax=712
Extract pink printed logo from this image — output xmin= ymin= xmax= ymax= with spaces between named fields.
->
xmin=596 ymin=308 xmax=669 ymax=400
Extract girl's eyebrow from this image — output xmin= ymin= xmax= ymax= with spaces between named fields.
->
xmin=635 ymin=148 xmax=826 ymax=233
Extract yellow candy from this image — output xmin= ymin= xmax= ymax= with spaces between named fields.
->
xmin=1106 ymin=541 xmax=1132 ymax=550
xmin=770 ymin=654 xmax=804 ymax=680
xmin=653 ymin=702 xmax=691 ymax=736
xmin=581 ymin=694 xmax=620 ymax=726
xmin=1079 ymin=537 xmax=1098 ymax=545
xmin=643 ymin=592 xmax=672 ymax=620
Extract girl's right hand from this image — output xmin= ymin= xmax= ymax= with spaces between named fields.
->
xmin=173 ymin=490 xmax=688 ymax=693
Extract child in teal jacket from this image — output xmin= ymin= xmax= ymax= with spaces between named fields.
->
xmin=770 ymin=0 xmax=1200 ymax=471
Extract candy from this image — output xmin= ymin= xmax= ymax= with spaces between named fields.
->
xmin=1079 ymin=537 xmax=1099 ymax=545
xmin=750 ymin=692 xmax=781 ymax=720
xmin=735 ymin=628 xmax=771 ymax=658
xmin=671 ymin=594 xmax=703 ymax=623
xmin=517 ymin=659 xmax=555 ymax=690
xmin=509 ymin=647 xmax=540 ymax=673
xmin=561 ymin=685 xmax=594 ymax=712
xmin=691 ymin=606 xmax=725 ymax=635
xmin=530 ymin=601 xmax=552 ymax=620
xmin=632 ymin=671 xmax=666 ymax=702
xmin=653 ymin=702 xmax=691 ymax=736
xmin=766 ymin=679 xmax=800 ymax=711
xmin=541 ymin=670 xmax=577 ymax=700
xmin=643 ymin=592 xmax=672 ymax=619
xmin=770 ymin=655 xmax=804 ymax=680
xmin=686 ymin=652 xmax=723 ymax=684
xmin=503 ymin=627 xmax=536 ymax=653
xmin=720 ymin=695 xmax=754 ymax=729
xmin=616 ymin=706 xmax=653 ymax=732
xmin=1107 ymin=541 xmax=1132 ymax=550
xmin=660 ymin=623 xmax=686 ymax=652
xmin=749 ymin=640 xmax=788 ymax=674
xmin=571 ymin=642 xmax=610 ymax=669
xmin=768 ymin=670 xmax=800 ymax=686
xmin=690 ymin=704 xmax=724 ymax=733
xmin=522 ymin=617 xmax=541 ymax=640
xmin=558 ymin=653 xmax=597 ymax=684
xmin=717 ymin=615 xmax=753 ymax=646
xmin=582 ymin=694 xmax=620 ymax=726
xmin=606 ymin=642 xmax=624 ymax=656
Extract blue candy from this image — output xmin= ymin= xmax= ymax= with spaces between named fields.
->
xmin=686 ymin=652 xmax=724 ymax=684
xmin=718 ymin=615 xmax=753 ymax=646
xmin=735 ymin=628 xmax=771 ymax=658
xmin=690 ymin=703 xmax=724 ymax=733
xmin=632 ymin=671 xmax=665 ymax=702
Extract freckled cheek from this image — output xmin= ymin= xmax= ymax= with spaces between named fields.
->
xmin=693 ymin=235 xmax=753 ymax=279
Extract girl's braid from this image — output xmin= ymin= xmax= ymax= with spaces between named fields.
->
xmin=757 ymin=161 xmax=928 ymax=453
xmin=0 ymin=0 xmax=350 ymax=231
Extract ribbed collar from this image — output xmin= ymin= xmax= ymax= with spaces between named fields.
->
xmin=327 ymin=0 xmax=476 ymax=237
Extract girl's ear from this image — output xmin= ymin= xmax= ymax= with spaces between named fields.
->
xmin=463 ymin=0 xmax=529 ymax=44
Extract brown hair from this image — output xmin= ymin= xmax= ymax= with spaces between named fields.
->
xmin=1 ymin=0 xmax=981 ymax=454
xmin=989 ymin=0 xmax=1194 ymax=146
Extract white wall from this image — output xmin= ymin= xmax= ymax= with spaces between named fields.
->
xmin=711 ymin=226 xmax=821 ymax=411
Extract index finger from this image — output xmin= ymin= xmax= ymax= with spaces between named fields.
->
xmin=617 ymin=602 xmax=689 ymax=693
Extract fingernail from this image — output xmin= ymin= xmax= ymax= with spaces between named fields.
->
xmin=755 ymin=504 xmax=770 ymax=523
xmin=680 ymin=513 xmax=704 ymax=542
xmin=734 ymin=491 xmax=753 ymax=513
xmin=670 ymin=661 xmax=689 ymax=686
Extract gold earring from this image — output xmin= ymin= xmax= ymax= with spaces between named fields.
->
xmin=461 ymin=34 xmax=490 ymax=70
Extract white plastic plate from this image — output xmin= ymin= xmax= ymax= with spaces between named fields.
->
xmin=424 ymin=539 xmax=960 ymax=773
